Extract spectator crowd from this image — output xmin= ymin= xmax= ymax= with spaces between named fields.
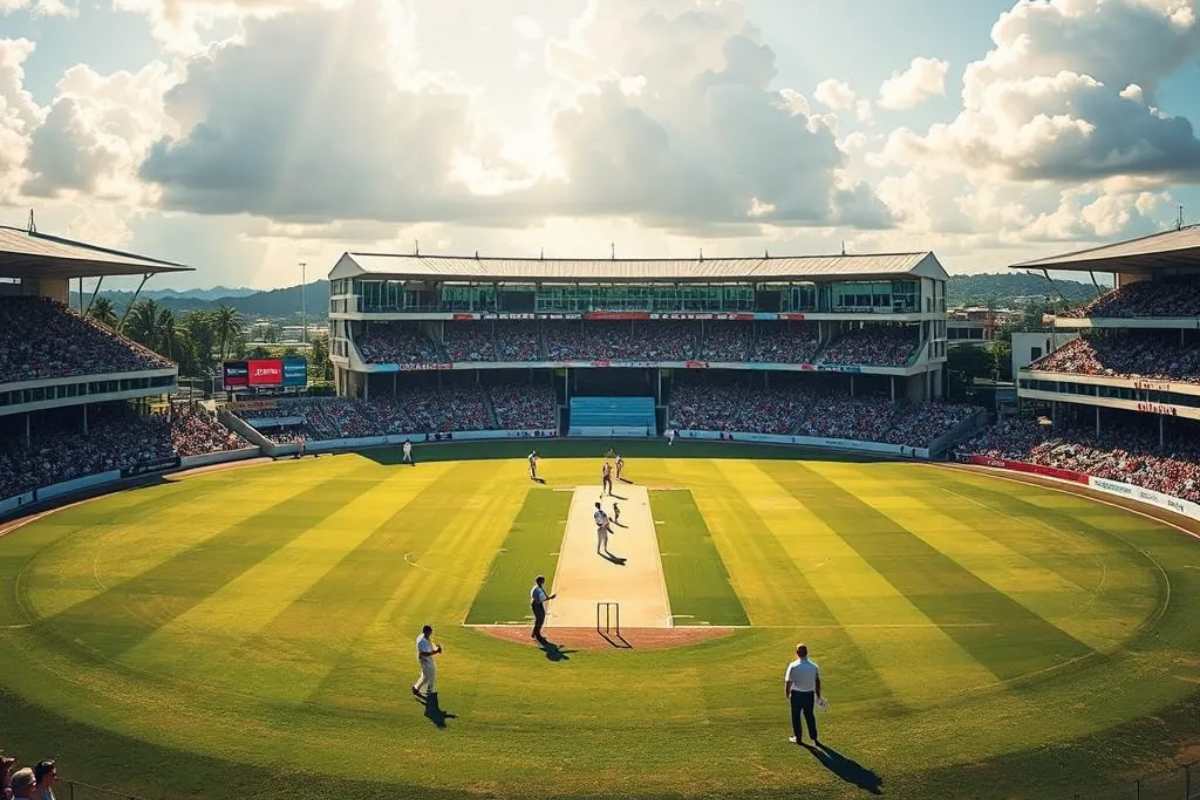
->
xmin=821 ymin=326 xmax=918 ymax=367
xmin=669 ymin=378 xmax=981 ymax=447
xmin=956 ymin=418 xmax=1200 ymax=503
xmin=0 ymin=406 xmax=248 ymax=500
xmin=1030 ymin=333 xmax=1200 ymax=384
xmin=351 ymin=320 xmax=922 ymax=367
xmin=2 ymin=753 xmax=58 ymax=800
xmin=237 ymin=383 xmax=555 ymax=443
xmin=0 ymin=296 xmax=170 ymax=382
xmin=1061 ymin=278 xmax=1200 ymax=319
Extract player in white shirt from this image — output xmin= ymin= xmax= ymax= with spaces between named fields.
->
xmin=402 ymin=438 xmax=414 ymax=466
xmin=412 ymin=624 xmax=443 ymax=704
xmin=593 ymin=501 xmax=613 ymax=557
xmin=530 ymin=575 xmax=556 ymax=641
xmin=667 ymin=428 xmax=676 ymax=446
xmin=784 ymin=643 xmax=822 ymax=745
xmin=601 ymin=461 xmax=613 ymax=496
xmin=615 ymin=454 xmax=625 ymax=481
xmin=528 ymin=450 xmax=539 ymax=481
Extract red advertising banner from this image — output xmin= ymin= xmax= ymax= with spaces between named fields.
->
xmin=684 ymin=360 xmax=709 ymax=369
xmin=967 ymin=455 xmax=1089 ymax=484
xmin=780 ymin=312 xmax=807 ymax=321
xmin=583 ymin=311 xmax=651 ymax=320
xmin=247 ymin=358 xmax=283 ymax=386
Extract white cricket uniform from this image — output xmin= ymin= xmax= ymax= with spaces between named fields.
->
xmin=616 ymin=457 xmax=624 ymax=478
xmin=402 ymin=441 xmax=413 ymax=462
xmin=414 ymin=635 xmax=437 ymax=693
xmin=528 ymin=453 xmax=538 ymax=477
xmin=785 ymin=658 xmax=820 ymax=693
xmin=594 ymin=508 xmax=610 ymax=547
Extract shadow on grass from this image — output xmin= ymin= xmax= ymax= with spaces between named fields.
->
xmin=536 ymin=638 xmax=574 ymax=661
xmin=415 ymin=694 xmax=457 ymax=729
xmin=803 ymin=742 xmax=883 ymax=795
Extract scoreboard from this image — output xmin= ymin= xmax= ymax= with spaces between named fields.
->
xmin=224 ymin=356 xmax=307 ymax=391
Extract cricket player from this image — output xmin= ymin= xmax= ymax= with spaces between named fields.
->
xmin=615 ymin=453 xmax=625 ymax=481
xmin=530 ymin=575 xmax=556 ymax=641
xmin=785 ymin=643 xmax=821 ymax=745
xmin=667 ymin=428 xmax=676 ymax=446
xmin=594 ymin=502 xmax=613 ymax=557
xmin=402 ymin=438 xmax=414 ymax=466
xmin=601 ymin=461 xmax=613 ymax=496
xmin=528 ymin=450 xmax=539 ymax=481
xmin=612 ymin=501 xmax=621 ymax=525
xmin=412 ymin=624 xmax=442 ymax=703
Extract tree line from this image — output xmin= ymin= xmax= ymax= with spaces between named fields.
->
xmin=87 ymin=297 xmax=332 ymax=383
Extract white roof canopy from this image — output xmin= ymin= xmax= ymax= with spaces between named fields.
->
xmin=329 ymin=251 xmax=949 ymax=283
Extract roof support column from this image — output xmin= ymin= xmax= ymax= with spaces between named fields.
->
xmin=1160 ymin=414 xmax=1165 ymax=450
xmin=1095 ymin=405 xmax=1100 ymax=438
xmin=25 ymin=412 xmax=31 ymax=448
xmin=82 ymin=403 xmax=88 ymax=435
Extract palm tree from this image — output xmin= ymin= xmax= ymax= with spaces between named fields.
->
xmin=214 ymin=305 xmax=243 ymax=362
xmin=157 ymin=308 xmax=182 ymax=362
xmin=88 ymin=296 xmax=119 ymax=329
xmin=124 ymin=299 xmax=161 ymax=350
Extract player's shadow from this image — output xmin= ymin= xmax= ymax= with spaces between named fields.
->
xmin=802 ymin=742 xmax=883 ymax=795
xmin=416 ymin=695 xmax=457 ymax=729
xmin=537 ymin=638 xmax=574 ymax=662
xmin=531 ymin=477 xmax=546 ymax=484
xmin=619 ymin=477 xmax=635 ymax=484
xmin=608 ymin=492 xmax=628 ymax=500
xmin=612 ymin=520 xmax=628 ymax=528
xmin=599 ymin=552 xmax=626 ymax=565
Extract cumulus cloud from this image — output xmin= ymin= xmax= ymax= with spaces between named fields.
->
xmin=0 ymin=38 xmax=42 ymax=203
xmin=0 ymin=0 xmax=75 ymax=16
xmin=878 ymin=57 xmax=949 ymax=110
xmin=112 ymin=0 xmax=346 ymax=53
xmin=24 ymin=62 xmax=178 ymax=201
xmin=141 ymin=0 xmax=895 ymax=231
xmin=877 ymin=0 xmax=1200 ymax=181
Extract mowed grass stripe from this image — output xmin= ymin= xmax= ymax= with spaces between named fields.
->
xmin=811 ymin=462 xmax=1130 ymax=653
xmin=35 ymin=460 xmax=386 ymax=661
xmin=673 ymin=459 xmax=898 ymax=707
xmin=466 ymin=488 xmax=571 ymax=625
xmin=117 ymin=461 xmax=459 ymax=682
xmin=652 ymin=489 xmax=749 ymax=626
xmin=736 ymin=461 xmax=1005 ymax=706
xmin=304 ymin=462 xmax=527 ymax=709
xmin=760 ymin=461 xmax=1098 ymax=682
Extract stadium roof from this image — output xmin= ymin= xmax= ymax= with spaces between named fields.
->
xmin=0 ymin=225 xmax=192 ymax=280
xmin=1012 ymin=225 xmax=1200 ymax=274
xmin=329 ymin=251 xmax=949 ymax=283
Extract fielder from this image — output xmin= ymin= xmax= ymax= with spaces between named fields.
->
xmin=402 ymin=438 xmax=414 ymax=466
xmin=593 ymin=501 xmax=614 ymax=558
xmin=667 ymin=428 xmax=676 ymax=446
xmin=412 ymin=624 xmax=442 ymax=704
xmin=601 ymin=461 xmax=613 ymax=496
xmin=528 ymin=450 xmax=539 ymax=481
xmin=615 ymin=453 xmax=625 ymax=481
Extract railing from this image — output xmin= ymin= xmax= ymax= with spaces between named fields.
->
xmin=65 ymin=780 xmax=148 ymax=800
xmin=1064 ymin=761 xmax=1196 ymax=800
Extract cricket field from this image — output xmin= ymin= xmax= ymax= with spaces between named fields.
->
xmin=1 ymin=440 xmax=1197 ymax=799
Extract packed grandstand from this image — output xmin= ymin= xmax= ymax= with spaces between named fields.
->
xmin=3 ymin=228 xmax=1200 ymax=521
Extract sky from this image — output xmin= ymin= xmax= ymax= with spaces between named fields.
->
xmin=1 ymin=0 xmax=1199 ymax=290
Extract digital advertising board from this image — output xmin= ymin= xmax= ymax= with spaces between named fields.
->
xmin=223 ymin=361 xmax=248 ymax=390
xmin=283 ymin=356 xmax=308 ymax=387
xmin=247 ymin=359 xmax=283 ymax=386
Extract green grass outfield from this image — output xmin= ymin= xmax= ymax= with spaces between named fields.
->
xmin=1 ymin=439 xmax=1198 ymax=799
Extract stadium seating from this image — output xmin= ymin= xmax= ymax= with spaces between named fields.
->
xmin=569 ymin=396 xmax=655 ymax=434
xmin=0 ymin=296 xmax=171 ymax=382
xmin=443 ymin=322 xmax=495 ymax=361
xmin=669 ymin=377 xmax=981 ymax=447
xmin=1061 ymin=277 xmax=1200 ymax=318
xmin=700 ymin=321 xmax=751 ymax=361
xmin=0 ymin=407 xmax=247 ymax=499
xmin=821 ymin=326 xmax=919 ymax=367
xmin=356 ymin=324 xmax=444 ymax=364
xmin=749 ymin=322 xmax=821 ymax=364
xmin=957 ymin=418 xmax=1200 ymax=503
xmin=1029 ymin=333 xmax=1200 ymax=384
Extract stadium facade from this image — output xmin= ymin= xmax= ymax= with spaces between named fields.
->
xmin=0 ymin=225 xmax=189 ymax=427
xmin=327 ymin=251 xmax=951 ymax=434
xmin=1012 ymin=225 xmax=1200 ymax=440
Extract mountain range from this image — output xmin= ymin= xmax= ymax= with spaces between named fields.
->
xmin=69 ymin=273 xmax=1101 ymax=320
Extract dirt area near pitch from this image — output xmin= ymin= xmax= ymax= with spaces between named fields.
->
xmin=474 ymin=625 xmax=737 ymax=651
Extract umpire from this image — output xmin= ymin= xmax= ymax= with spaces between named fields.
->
xmin=785 ymin=643 xmax=821 ymax=745
xmin=530 ymin=575 xmax=556 ymax=641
